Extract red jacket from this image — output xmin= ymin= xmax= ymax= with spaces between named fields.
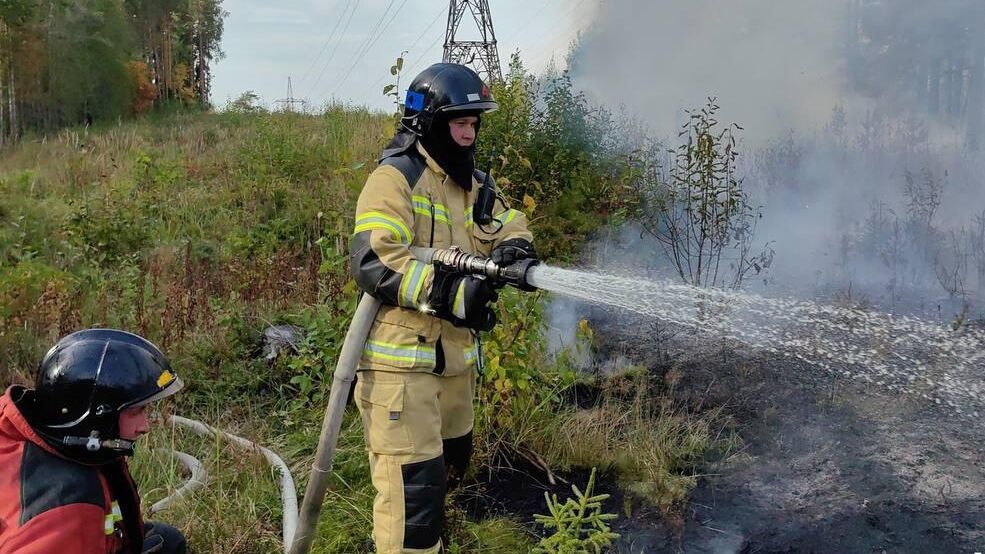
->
xmin=0 ymin=387 xmax=143 ymax=553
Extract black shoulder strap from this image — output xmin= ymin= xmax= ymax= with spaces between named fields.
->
xmin=20 ymin=442 xmax=105 ymax=525
xmin=380 ymin=149 xmax=428 ymax=190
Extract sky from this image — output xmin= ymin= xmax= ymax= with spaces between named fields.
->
xmin=211 ymin=0 xmax=598 ymax=112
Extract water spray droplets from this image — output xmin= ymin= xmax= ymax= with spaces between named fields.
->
xmin=528 ymin=266 xmax=985 ymax=416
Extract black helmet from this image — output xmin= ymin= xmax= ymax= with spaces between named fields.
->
xmin=32 ymin=329 xmax=183 ymax=460
xmin=402 ymin=63 xmax=498 ymax=136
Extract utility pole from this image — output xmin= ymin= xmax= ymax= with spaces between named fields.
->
xmin=443 ymin=0 xmax=503 ymax=82
xmin=275 ymin=76 xmax=308 ymax=112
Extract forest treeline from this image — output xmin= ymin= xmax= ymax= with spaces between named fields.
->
xmin=847 ymin=0 xmax=985 ymax=143
xmin=0 ymin=0 xmax=225 ymax=144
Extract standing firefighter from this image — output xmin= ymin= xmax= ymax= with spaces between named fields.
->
xmin=351 ymin=63 xmax=537 ymax=553
xmin=0 ymin=329 xmax=187 ymax=553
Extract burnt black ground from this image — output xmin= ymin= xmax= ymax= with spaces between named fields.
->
xmin=595 ymin=313 xmax=985 ymax=554
xmin=462 ymin=309 xmax=985 ymax=553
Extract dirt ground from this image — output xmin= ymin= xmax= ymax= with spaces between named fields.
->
xmin=464 ymin=311 xmax=985 ymax=554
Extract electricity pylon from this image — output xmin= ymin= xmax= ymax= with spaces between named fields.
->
xmin=275 ymin=76 xmax=307 ymax=112
xmin=443 ymin=0 xmax=503 ymax=82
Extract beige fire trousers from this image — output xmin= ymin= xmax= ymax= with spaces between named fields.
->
xmin=355 ymin=368 xmax=476 ymax=554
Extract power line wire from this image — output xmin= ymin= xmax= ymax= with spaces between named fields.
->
xmin=499 ymin=0 xmax=559 ymax=47
xmin=297 ymin=0 xmax=351 ymax=90
xmin=367 ymin=5 xmax=445 ymax=93
xmin=399 ymin=32 xmax=445 ymax=86
xmin=330 ymin=0 xmax=411 ymax=100
xmin=307 ymin=0 xmax=362 ymax=102
xmin=399 ymin=10 xmax=454 ymax=84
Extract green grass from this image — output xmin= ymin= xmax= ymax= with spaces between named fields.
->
xmin=0 ymin=109 xmax=735 ymax=552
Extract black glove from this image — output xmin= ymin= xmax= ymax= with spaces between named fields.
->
xmin=429 ymin=266 xmax=499 ymax=331
xmin=142 ymin=531 xmax=164 ymax=554
xmin=491 ymin=238 xmax=537 ymax=267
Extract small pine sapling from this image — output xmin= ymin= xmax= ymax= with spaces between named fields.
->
xmin=532 ymin=467 xmax=620 ymax=553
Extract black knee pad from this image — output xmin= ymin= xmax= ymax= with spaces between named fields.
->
xmin=442 ymin=431 xmax=473 ymax=482
xmin=402 ymin=455 xmax=447 ymax=550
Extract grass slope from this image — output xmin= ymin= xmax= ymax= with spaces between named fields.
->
xmin=0 ymin=111 xmax=732 ymax=553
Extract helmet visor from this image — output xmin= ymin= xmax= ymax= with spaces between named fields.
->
xmin=126 ymin=375 xmax=184 ymax=409
xmin=439 ymin=100 xmax=499 ymax=115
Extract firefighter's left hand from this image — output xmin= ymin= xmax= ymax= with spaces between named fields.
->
xmin=491 ymin=238 xmax=537 ymax=267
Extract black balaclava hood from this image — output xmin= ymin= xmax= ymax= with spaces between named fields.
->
xmin=419 ymin=112 xmax=481 ymax=191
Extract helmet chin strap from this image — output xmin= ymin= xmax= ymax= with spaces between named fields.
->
xmin=61 ymin=432 xmax=135 ymax=454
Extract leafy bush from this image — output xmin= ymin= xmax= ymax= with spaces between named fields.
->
xmin=637 ymin=99 xmax=772 ymax=289
xmin=478 ymin=54 xmax=638 ymax=260
xmin=64 ymin=199 xmax=153 ymax=265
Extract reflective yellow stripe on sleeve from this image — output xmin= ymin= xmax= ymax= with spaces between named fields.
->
xmin=453 ymin=280 xmax=466 ymax=319
xmin=354 ymin=211 xmax=413 ymax=244
xmin=104 ymin=501 xmax=123 ymax=535
xmin=399 ymin=260 xmax=432 ymax=308
xmin=495 ymin=209 xmax=521 ymax=226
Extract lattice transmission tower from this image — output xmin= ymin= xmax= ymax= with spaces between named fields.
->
xmin=275 ymin=76 xmax=307 ymax=112
xmin=443 ymin=0 xmax=503 ymax=82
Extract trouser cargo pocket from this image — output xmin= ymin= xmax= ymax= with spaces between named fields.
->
xmin=355 ymin=377 xmax=414 ymax=455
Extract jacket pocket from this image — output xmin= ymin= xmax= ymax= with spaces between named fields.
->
xmin=355 ymin=379 xmax=414 ymax=455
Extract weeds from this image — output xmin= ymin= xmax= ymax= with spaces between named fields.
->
xmin=1 ymin=105 xmax=732 ymax=552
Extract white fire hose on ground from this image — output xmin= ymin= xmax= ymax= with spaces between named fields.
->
xmin=148 ymin=449 xmax=207 ymax=515
xmin=165 ymin=415 xmax=300 ymax=553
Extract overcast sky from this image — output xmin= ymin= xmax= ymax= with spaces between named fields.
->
xmin=211 ymin=0 xmax=598 ymax=112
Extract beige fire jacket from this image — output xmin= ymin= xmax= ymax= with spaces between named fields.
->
xmin=351 ymin=141 xmax=533 ymax=377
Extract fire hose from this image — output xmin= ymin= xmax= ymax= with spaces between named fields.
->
xmin=147 ymin=449 xmax=207 ymax=515
xmin=288 ymin=247 xmax=541 ymax=554
xmin=169 ymin=415 xmax=300 ymax=552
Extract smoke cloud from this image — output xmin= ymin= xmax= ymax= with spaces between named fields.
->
xmin=563 ymin=0 xmax=985 ymax=317
xmin=570 ymin=0 xmax=858 ymax=143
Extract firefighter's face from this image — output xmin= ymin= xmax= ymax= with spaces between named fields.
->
xmin=448 ymin=116 xmax=478 ymax=147
xmin=118 ymin=405 xmax=150 ymax=440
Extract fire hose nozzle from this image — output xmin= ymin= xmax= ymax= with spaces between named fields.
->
xmin=411 ymin=247 xmax=540 ymax=291
xmin=499 ymin=257 xmax=540 ymax=291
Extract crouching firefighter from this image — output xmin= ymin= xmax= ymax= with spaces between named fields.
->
xmin=350 ymin=62 xmax=538 ymax=553
xmin=0 ymin=329 xmax=187 ymax=553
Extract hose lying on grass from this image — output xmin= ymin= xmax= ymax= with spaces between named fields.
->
xmin=169 ymin=415 xmax=299 ymax=553
xmin=148 ymin=450 xmax=207 ymax=515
